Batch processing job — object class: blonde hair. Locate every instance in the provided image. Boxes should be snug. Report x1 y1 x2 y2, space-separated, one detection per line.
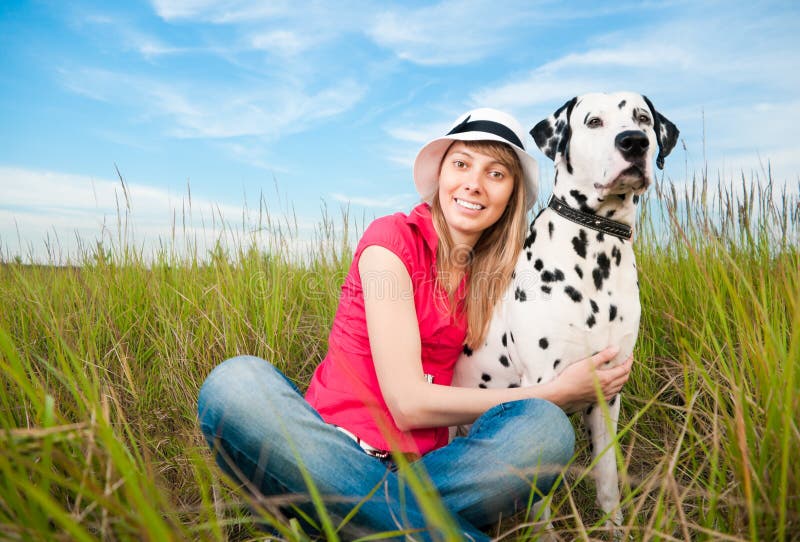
431 140 528 348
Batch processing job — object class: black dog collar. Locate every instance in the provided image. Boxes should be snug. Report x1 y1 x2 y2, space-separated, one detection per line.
548 196 632 241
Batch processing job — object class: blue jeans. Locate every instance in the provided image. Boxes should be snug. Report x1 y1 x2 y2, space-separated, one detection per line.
197 356 575 541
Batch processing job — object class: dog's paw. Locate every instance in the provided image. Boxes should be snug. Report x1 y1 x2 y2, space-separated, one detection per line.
605 511 626 541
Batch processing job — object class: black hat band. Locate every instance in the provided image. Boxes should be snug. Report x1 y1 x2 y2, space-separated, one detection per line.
447 116 524 149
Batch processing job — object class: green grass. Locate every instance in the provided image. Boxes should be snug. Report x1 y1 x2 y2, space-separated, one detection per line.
1 174 798 541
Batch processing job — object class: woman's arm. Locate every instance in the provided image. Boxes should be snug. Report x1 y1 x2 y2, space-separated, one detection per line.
359 245 632 431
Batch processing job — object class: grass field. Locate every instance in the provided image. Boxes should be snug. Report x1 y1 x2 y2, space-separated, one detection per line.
1 174 798 541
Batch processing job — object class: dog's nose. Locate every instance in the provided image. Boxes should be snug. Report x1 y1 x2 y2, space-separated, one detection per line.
615 130 649 159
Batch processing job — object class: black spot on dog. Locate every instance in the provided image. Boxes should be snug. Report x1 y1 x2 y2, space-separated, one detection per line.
609 395 617 406
548 221 554 238
462 344 473 356
553 359 561 369
511 271 516 279
590 299 599 313
570 189 595 214
541 285 552 294
508 383 520 388
539 337 549 349
570 189 587 206
611 245 621 266
499 355 510 367
633 194 640 204
618 194 626 201
587 314 596 328
537 376 542 383
501 333 507 347
609 305 618 321
564 285 582 302
526 251 532 261
481 373 491 382
479 383 487 389
586 404 594 415
510 332 515 343
569 189 595 214
575 264 583 278
596 231 605 242
572 229 588 259
584 111 591 124
605 209 616 218
515 287 527 302
523 228 537 249
534 258 543 271
592 252 612 291
541 269 564 283
618 99 627 109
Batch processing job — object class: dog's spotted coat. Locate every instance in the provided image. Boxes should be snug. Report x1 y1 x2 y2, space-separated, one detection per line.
452 92 678 531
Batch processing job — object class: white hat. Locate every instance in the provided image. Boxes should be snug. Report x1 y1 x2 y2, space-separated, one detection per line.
413 108 539 210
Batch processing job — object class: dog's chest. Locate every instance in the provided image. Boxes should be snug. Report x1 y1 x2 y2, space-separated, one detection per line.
508 210 640 382
452 210 640 390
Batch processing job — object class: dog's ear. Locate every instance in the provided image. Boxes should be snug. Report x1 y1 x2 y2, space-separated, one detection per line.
531 97 577 173
642 95 679 169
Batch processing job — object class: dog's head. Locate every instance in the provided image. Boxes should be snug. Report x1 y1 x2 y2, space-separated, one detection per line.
531 92 679 197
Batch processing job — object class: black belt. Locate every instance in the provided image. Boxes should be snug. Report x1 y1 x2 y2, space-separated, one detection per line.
547 196 632 240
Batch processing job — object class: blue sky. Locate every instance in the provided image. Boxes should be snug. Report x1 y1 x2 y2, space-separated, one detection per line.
1 0 798 261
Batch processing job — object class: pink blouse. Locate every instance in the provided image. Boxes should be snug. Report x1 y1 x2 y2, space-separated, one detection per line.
305 203 467 455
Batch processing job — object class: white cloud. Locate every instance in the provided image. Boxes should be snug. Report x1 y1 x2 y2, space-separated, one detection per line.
0 166 293 263
249 30 315 56
366 0 535 66
59 67 367 140
538 44 693 73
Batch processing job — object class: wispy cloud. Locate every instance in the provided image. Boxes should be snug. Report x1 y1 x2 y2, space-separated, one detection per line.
59 67 366 140
366 0 537 66
249 29 317 56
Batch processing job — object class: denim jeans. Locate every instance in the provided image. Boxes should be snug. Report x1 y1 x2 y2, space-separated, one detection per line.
197 355 575 541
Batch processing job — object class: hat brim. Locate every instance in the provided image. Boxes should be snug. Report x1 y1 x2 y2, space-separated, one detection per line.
413 134 539 211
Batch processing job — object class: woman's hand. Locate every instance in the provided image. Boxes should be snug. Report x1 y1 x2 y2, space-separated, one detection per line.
551 347 633 414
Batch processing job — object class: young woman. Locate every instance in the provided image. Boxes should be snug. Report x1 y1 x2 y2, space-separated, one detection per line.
197 108 633 541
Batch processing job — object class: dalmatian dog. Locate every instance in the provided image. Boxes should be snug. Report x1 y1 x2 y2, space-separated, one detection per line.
453 92 679 532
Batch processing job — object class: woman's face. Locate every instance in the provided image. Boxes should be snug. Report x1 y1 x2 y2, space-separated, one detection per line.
437 141 516 248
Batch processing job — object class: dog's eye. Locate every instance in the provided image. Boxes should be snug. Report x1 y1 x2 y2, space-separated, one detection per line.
637 113 651 124
587 117 603 128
